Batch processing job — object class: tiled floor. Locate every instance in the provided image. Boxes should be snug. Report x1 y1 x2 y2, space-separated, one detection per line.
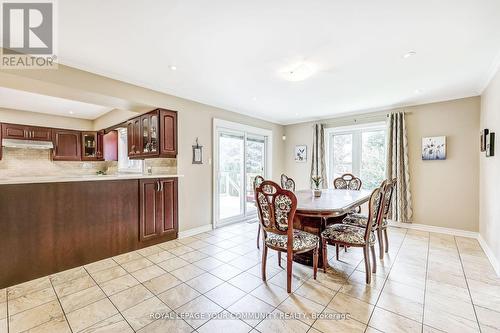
1 222 500 333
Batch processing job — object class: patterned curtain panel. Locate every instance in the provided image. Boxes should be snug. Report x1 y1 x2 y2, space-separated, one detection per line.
310 123 327 189
386 112 413 223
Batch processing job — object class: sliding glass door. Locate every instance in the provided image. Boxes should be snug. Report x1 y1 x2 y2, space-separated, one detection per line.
216 128 268 226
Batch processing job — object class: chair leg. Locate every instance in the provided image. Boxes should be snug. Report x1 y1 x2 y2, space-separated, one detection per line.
322 238 328 273
257 224 261 249
383 228 389 253
377 229 384 260
313 246 318 280
336 244 339 260
261 244 268 281
286 251 293 293
370 245 377 274
278 251 282 268
363 245 372 284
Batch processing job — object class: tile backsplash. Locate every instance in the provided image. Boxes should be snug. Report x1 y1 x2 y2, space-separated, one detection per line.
0 148 177 178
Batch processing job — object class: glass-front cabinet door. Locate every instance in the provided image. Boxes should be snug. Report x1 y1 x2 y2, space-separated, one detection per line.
82 132 97 160
140 113 160 157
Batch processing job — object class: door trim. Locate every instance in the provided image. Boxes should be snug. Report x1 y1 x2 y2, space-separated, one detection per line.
212 119 273 230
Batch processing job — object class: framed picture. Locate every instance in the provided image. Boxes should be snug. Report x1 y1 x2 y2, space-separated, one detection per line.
295 145 307 162
486 132 495 157
422 136 446 160
481 129 489 152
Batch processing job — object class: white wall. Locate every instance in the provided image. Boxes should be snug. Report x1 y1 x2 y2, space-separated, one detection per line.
480 67 500 272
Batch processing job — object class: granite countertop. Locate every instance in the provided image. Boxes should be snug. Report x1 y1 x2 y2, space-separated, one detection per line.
0 174 183 185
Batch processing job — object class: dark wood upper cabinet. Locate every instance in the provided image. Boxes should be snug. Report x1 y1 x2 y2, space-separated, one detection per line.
1 123 52 141
53 129 81 161
139 178 178 242
129 109 177 159
0 123 2 160
81 131 104 161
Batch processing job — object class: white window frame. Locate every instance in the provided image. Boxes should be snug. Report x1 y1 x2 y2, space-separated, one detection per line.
117 128 144 173
325 121 386 187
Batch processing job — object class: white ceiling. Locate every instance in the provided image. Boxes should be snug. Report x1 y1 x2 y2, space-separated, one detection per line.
0 87 113 119
56 0 500 124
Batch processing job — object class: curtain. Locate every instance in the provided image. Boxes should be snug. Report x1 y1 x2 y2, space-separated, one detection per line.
311 124 327 189
386 112 413 223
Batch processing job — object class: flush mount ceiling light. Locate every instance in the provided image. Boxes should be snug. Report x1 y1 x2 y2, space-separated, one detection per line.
169 65 177 71
414 89 422 94
279 61 317 82
69 111 74 114
402 51 417 59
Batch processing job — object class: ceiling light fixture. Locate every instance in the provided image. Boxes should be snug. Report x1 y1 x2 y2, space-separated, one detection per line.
414 89 422 94
69 111 74 114
169 65 177 71
402 51 417 59
280 61 317 82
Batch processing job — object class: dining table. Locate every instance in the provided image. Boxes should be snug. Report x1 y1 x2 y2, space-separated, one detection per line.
292 188 372 267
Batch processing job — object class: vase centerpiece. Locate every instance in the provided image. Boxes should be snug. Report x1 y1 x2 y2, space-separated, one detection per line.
311 176 323 197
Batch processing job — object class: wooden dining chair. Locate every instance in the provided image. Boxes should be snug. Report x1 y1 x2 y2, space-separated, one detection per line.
254 175 265 249
321 185 385 284
342 179 396 259
256 180 319 293
280 174 296 192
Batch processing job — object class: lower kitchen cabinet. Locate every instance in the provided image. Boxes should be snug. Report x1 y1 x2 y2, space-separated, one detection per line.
139 178 178 242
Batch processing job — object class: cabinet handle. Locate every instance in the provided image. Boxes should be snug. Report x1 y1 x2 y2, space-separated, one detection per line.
159 181 163 192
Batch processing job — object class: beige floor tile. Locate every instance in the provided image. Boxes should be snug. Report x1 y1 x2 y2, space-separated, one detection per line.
146 250 176 264
99 274 139 296
26 315 71 333
328 292 374 324
90 266 127 284
7 286 56 316
468 278 500 312
113 251 143 265
228 294 275 326
53 275 96 298
377 280 424 322
193 257 225 271
213 251 242 263
251 283 289 307
176 295 223 329
7 277 52 300
171 265 205 281
198 244 226 256
0 318 6 333
247 262 282 280
157 257 190 271
369 307 421 333
9 300 63 333
182 250 209 263
142 272 182 295
79 314 133 333
205 282 246 308
268 270 307 292
157 240 182 251
66 298 118 332
228 272 263 293
59 285 105 313
137 245 163 257
121 257 154 273
131 264 165 283
424 305 480 333
84 258 118 274
425 278 471 302
136 314 192 333
185 272 224 293
198 313 252 333
256 309 310 333
109 284 153 312
0 289 5 303
169 245 195 256
294 279 337 306
422 325 447 333
425 292 477 322
0 303 5 320
158 283 201 309
312 308 366 333
210 264 243 281
121 297 170 331
475 306 500 332
278 294 325 325
339 281 382 305
50 267 89 287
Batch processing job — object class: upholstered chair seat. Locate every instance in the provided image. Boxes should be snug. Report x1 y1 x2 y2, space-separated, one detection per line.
322 224 375 246
265 230 320 252
343 213 388 229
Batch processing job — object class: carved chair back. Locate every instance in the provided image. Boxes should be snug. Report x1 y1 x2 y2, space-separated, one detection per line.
280 174 296 192
363 186 386 241
333 173 362 190
382 178 397 219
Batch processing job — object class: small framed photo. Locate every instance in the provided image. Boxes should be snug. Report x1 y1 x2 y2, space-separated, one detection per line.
481 129 489 152
486 132 495 157
422 136 446 160
295 145 307 162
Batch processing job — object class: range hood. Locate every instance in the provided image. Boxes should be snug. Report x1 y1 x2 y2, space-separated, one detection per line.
2 138 54 149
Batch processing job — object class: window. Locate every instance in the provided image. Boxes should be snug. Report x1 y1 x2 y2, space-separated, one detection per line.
326 122 386 190
117 128 143 173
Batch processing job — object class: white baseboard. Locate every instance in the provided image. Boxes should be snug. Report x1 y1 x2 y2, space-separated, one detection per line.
388 220 479 238
388 220 500 276
477 234 500 276
178 224 213 239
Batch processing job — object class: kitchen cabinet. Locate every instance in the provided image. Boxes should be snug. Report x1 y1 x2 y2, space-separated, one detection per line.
0 123 2 160
1 123 52 141
81 131 104 161
128 109 177 159
139 178 178 242
53 129 81 161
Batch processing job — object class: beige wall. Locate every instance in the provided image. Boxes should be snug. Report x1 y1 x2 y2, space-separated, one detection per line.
0 108 93 130
283 97 480 232
480 67 500 267
0 66 285 233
